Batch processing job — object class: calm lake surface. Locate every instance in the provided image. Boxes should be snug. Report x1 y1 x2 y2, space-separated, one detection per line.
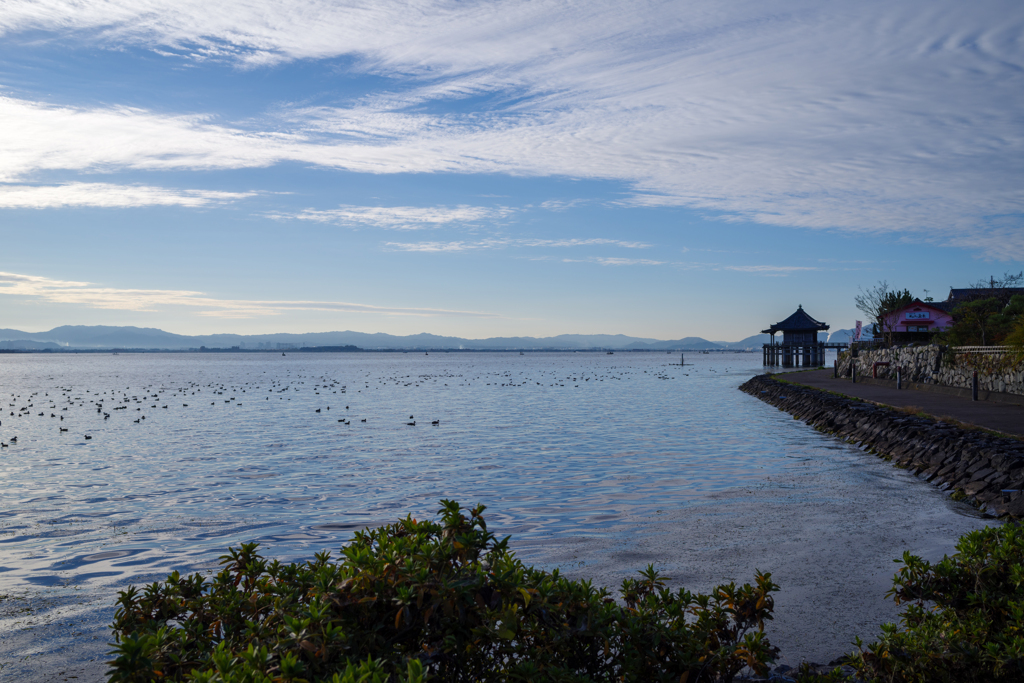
1 350 787 587
0 350 991 677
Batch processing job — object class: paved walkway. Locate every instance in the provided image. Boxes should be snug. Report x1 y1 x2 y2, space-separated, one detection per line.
780 369 1024 438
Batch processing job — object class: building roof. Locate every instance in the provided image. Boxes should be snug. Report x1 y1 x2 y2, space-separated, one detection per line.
761 305 830 334
921 299 955 313
947 287 1024 306
892 299 953 315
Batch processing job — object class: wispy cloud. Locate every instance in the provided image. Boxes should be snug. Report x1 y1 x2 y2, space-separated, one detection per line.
1 2 1023 256
0 271 495 318
563 257 666 266
723 265 821 274
385 237 651 252
0 182 255 208
540 199 588 212
278 204 513 229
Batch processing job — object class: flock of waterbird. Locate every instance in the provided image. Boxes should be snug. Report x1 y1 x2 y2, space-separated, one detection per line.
0 358 719 447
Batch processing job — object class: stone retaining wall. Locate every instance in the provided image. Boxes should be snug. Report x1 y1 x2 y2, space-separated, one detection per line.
740 374 1024 518
836 344 1024 396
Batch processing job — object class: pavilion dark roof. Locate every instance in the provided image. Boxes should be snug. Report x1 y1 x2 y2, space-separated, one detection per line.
761 305 830 335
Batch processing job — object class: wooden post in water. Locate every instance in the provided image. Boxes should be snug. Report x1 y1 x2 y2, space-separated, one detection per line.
681 353 684 366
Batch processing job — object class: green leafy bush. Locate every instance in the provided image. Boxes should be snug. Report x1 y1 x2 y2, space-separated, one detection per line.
941 294 1024 347
848 524 1024 683
108 501 780 682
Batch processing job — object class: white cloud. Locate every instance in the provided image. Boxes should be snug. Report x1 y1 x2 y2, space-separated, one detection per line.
563 257 666 266
385 237 650 251
0 1 1023 255
280 204 512 229
521 238 650 249
0 271 494 318
723 265 821 274
386 241 481 253
0 182 254 208
540 199 587 212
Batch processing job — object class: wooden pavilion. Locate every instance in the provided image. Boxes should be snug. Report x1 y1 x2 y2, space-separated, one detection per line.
762 306 833 367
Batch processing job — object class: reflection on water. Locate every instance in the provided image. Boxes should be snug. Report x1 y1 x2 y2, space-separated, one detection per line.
1 351 819 592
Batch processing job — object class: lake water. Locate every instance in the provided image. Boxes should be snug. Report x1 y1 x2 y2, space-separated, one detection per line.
0 350 992 678
1 350 787 585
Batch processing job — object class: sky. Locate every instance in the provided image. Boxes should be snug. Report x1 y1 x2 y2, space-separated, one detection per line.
1 0 1023 342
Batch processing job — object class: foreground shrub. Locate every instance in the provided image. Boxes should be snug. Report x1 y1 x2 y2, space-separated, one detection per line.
108 500 779 682
848 524 1024 683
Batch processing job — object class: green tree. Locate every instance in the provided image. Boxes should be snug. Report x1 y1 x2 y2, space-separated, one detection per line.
944 296 1020 346
855 282 913 347
988 294 1024 343
999 295 1024 361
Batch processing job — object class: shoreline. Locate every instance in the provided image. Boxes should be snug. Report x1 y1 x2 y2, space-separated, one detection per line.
741 373 1024 517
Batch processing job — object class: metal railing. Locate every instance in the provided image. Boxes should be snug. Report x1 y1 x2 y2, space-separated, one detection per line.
952 345 1011 354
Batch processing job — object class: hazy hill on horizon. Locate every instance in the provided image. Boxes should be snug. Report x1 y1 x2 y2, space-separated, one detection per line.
0 325 754 351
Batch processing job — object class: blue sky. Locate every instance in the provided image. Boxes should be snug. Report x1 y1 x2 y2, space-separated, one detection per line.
1 0 1022 341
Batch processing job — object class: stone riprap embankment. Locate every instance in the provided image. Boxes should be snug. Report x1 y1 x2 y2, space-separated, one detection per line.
837 344 1024 396
741 374 1024 518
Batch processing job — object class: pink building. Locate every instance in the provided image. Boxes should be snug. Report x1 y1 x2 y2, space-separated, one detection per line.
884 299 954 334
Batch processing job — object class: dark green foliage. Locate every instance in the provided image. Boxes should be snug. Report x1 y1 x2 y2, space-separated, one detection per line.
942 294 1024 347
997 295 1024 361
848 524 1024 683
108 501 780 682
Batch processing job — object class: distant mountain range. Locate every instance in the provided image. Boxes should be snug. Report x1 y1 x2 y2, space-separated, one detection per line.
825 328 876 344
0 326 851 351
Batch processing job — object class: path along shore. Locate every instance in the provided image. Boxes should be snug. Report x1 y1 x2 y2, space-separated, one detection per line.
789 368 1024 438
